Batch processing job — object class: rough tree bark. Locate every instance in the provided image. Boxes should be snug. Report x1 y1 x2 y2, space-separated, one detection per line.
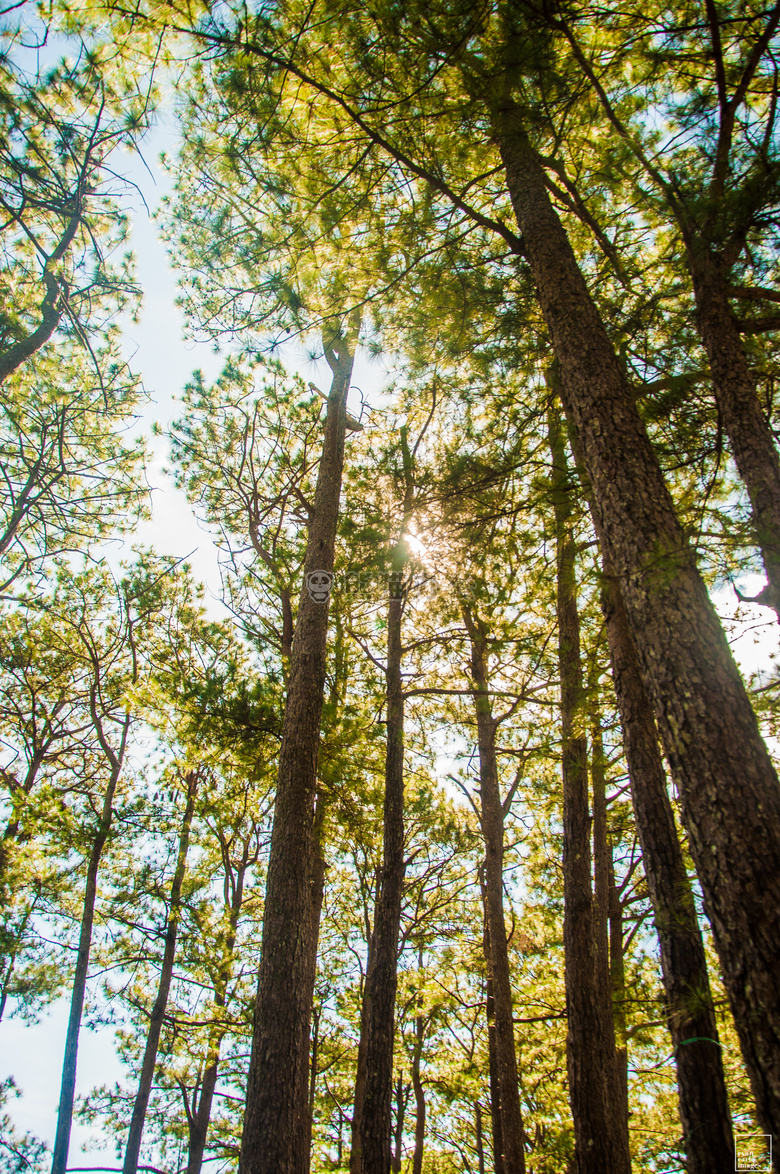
51 713 129 1174
547 408 631 1174
601 573 735 1173
124 769 198 1174
463 606 526 1174
239 326 356 1174
497 105 780 1140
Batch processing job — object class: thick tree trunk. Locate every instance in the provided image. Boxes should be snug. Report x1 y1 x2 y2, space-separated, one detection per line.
357 575 406 1174
51 721 127 1174
547 410 631 1174
464 607 526 1174
498 111 780 1140
686 244 780 620
124 771 198 1174
601 574 735 1173
239 329 356 1174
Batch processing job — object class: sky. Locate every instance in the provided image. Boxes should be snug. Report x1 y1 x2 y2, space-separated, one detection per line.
1 65 779 1170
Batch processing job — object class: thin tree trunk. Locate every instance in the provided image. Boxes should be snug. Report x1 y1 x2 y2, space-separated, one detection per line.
590 711 629 1117
475 1100 486 1174
186 845 252 1174
411 1017 425 1174
600 573 735 1173
547 408 631 1174
357 571 406 1174
123 770 198 1174
607 839 628 1112
356 425 416 1174
590 711 612 1012
301 810 327 1174
51 717 128 1174
239 327 356 1174
497 106 780 1140
392 1075 404 1174
686 244 780 620
464 607 526 1174
482 901 504 1174
350 964 371 1174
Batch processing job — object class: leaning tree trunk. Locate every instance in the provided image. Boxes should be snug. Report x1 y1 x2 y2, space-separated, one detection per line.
685 240 780 621
497 103 780 1140
124 770 198 1174
51 716 129 1174
239 327 356 1174
547 409 631 1174
463 605 526 1174
356 568 407 1174
600 572 735 1173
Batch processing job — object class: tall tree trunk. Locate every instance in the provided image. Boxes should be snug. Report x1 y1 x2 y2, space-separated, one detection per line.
301 808 327 1174
391 1075 406 1174
356 425 416 1174
357 571 406 1174
51 716 129 1174
350 964 371 1174
590 712 629 1114
187 844 252 1174
547 409 631 1174
411 1017 425 1174
497 106 780 1140
239 327 356 1174
475 1100 486 1174
600 573 735 1173
124 770 198 1174
686 243 780 620
463 606 526 1174
608 851 629 1110
481 898 504 1174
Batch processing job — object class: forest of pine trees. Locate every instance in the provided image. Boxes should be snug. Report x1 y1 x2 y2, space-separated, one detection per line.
2 1 780 1172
